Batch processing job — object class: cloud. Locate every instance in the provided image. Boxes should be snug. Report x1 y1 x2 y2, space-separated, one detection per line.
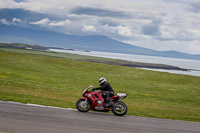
29 18 70 26
14 0 26 2
72 7 130 18
142 20 161 36
12 18 22 23
0 19 10 25
29 18 50 25
187 42 200 54
116 25 132 36
12 18 23 25
0 18 22 25
189 1 200 13
82 25 96 32
48 19 71 26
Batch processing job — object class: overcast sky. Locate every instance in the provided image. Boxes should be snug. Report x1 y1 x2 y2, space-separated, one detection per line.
1 0 200 54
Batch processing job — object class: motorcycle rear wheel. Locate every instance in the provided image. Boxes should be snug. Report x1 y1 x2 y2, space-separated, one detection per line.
112 101 128 116
76 99 91 112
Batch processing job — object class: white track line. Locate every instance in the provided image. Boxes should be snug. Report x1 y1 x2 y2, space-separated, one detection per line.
0 101 77 111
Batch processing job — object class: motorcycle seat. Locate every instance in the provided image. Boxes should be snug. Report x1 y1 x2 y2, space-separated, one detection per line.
110 95 119 99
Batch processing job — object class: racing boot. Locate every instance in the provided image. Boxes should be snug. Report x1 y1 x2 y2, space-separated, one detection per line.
107 101 114 107
105 97 114 107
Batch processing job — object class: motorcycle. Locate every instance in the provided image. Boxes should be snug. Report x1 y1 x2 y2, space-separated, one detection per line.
76 86 128 116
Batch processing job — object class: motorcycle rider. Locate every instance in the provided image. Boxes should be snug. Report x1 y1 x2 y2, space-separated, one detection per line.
92 77 114 107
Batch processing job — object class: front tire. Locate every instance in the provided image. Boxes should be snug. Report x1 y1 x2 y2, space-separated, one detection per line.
76 99 91 112
112 101 128 116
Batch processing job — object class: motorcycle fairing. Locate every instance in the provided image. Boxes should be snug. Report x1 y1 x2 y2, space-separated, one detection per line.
81 91 106 111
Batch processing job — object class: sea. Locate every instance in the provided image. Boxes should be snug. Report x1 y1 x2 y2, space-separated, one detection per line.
49 49 200 77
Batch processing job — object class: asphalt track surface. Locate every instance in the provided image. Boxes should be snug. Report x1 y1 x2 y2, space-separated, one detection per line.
0 101 199 133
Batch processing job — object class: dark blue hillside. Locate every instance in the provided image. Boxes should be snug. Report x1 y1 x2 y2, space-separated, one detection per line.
1 24 200 60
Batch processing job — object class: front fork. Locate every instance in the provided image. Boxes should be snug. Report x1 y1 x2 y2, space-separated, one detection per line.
84 99 88 105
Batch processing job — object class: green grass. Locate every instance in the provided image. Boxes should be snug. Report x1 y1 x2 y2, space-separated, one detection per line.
0 47 179 69
0 49 200 122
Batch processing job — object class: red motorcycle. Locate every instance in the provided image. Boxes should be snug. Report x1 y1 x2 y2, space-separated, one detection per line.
76 86 128 116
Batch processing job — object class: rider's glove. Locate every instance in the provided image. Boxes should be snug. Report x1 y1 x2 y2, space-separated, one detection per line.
91 88 96 91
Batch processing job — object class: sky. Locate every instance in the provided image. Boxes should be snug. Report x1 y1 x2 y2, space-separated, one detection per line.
1 0 200 54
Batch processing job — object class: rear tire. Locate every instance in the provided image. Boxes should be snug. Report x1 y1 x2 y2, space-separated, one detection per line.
112 101 128 116
76 99 91 112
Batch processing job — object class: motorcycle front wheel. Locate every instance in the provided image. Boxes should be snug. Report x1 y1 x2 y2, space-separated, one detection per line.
76 99 91 112
112 101 128 116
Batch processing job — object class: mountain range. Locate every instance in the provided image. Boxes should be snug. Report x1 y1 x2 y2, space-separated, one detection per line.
1 24 200 60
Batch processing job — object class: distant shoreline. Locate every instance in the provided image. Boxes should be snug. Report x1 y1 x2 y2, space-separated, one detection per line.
48 48 191 71
84 59 189 71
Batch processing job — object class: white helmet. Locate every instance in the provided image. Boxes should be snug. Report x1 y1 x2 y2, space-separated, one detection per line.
99 77 107 86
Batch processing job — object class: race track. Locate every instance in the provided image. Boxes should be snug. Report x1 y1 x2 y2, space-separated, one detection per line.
0 101 199 133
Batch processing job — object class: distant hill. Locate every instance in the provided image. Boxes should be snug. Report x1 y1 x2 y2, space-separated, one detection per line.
0 43 48 50
1 24 200 60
